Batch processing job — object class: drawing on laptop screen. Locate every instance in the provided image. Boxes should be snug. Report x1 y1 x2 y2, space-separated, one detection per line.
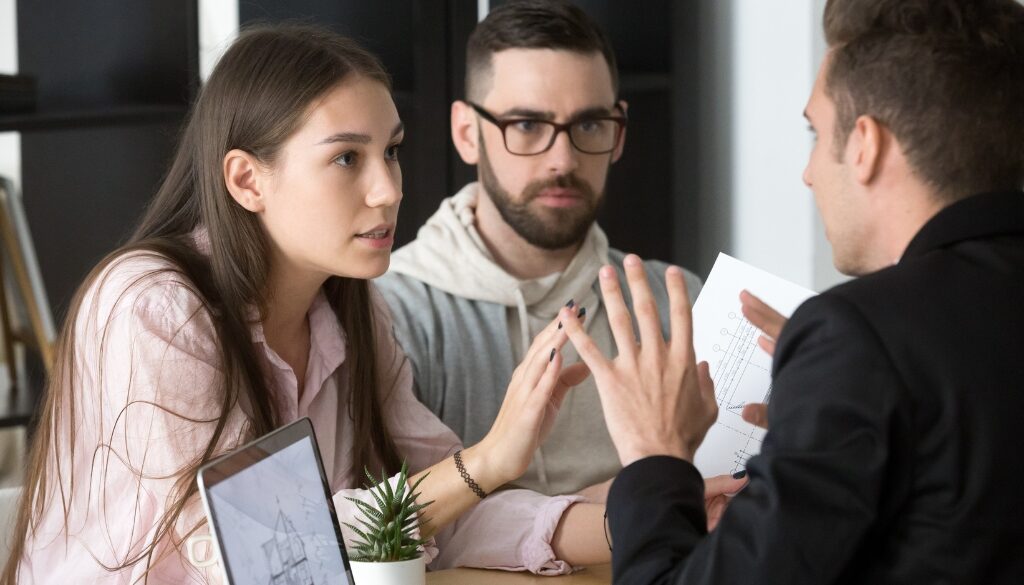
207 436 348 584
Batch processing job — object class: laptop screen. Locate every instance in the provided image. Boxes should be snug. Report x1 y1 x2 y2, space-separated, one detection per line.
199 418 353 585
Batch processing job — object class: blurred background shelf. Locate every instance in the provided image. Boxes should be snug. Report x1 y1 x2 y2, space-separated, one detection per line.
0 104 190 133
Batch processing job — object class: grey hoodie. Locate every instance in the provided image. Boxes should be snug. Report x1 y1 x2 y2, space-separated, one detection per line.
375 183 702 495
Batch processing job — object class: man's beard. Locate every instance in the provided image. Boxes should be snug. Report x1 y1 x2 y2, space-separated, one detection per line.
478 138 604 251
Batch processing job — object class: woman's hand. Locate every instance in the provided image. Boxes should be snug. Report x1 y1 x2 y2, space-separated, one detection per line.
704 473 749 531
474 306 590 487
561 255 718 467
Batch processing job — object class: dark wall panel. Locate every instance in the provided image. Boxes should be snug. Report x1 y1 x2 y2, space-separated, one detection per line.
240 0 416 91
599 89 673 260
20 124 183 319
12 0 194 326
17 0 195 108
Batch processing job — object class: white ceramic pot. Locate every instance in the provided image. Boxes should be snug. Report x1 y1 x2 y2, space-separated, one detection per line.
348 555 426 585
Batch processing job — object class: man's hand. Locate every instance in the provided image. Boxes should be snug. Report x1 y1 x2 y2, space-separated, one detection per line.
739 290 787 356
741 403 769 429
560 255 718 467
738 290 788 430
704 473 749 531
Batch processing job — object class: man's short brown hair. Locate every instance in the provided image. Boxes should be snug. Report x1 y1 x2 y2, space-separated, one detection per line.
465 0 618 102
823 0 1024 200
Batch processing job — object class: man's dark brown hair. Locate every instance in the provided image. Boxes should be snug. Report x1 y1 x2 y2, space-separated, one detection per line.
823 0 1024 200
465 0 619 101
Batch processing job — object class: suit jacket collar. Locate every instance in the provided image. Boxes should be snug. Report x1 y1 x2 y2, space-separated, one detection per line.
902 190 1024 260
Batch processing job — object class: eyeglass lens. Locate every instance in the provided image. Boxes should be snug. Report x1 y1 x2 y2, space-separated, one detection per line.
504 119 619 155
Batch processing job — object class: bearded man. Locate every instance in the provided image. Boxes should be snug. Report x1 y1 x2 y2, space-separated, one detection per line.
375 0 704 501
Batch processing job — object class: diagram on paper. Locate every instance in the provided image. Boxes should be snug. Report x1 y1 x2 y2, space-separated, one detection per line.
691 254 816 477
696 311 772 475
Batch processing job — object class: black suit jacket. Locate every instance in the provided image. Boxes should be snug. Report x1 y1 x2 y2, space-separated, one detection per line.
607 190 1024 584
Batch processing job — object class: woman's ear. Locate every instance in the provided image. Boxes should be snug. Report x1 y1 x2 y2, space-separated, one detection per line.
223 149 267 212
451 100 480 165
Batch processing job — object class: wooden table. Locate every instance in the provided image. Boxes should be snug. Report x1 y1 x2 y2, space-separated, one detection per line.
427 564 611 584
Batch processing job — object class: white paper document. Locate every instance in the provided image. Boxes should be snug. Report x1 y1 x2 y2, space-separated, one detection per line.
691 253 817 477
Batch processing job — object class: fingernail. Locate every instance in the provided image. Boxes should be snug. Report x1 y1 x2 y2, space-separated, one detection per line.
732 469 747 479
565 299 575 308
549 348 556 362
578 307 587 319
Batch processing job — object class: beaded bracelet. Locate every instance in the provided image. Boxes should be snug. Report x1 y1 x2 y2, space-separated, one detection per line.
453 450 487 499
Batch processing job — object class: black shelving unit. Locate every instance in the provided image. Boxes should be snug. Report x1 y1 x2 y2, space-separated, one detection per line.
0 0 199 428
0 104 190 133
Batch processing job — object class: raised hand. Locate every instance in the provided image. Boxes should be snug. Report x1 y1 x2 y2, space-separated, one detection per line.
561 254 718 467
478 305 590 485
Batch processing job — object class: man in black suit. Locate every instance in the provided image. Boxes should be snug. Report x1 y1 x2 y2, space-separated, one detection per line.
557 0 1024 582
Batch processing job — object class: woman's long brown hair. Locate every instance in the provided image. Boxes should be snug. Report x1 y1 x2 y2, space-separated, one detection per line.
2 24 401 583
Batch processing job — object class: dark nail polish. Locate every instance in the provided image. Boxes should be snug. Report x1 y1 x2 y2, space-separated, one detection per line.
578 307 587 319
549 348 557 362
566 299 575 308
732 469 747 479
557 322 563 330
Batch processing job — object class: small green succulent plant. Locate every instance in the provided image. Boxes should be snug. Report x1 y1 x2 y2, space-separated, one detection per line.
343 461 433 562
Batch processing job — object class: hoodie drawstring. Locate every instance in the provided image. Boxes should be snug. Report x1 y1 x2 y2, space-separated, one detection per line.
514 288 530 358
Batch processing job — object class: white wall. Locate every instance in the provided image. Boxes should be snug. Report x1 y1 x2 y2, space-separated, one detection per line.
810 0 840 291
199 0 239 82
719 0 844 291
730 0 816 287
0 0 20 189
0 0 24 487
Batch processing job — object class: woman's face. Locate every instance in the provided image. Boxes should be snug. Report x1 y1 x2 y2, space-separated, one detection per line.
258 75 404 281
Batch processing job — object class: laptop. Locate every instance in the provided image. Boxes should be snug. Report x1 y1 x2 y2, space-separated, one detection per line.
197 417 355 585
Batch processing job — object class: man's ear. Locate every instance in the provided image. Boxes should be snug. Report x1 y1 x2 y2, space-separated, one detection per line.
848 114 883 186
223 149 267 213
611 99 629 164
451 100 480 165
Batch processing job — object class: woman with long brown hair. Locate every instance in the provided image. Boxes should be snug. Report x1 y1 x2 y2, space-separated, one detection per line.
1 24 608 583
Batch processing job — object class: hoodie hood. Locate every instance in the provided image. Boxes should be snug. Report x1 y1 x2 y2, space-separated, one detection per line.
389 182 609 358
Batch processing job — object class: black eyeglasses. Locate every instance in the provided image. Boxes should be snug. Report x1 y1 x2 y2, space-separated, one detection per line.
467 102 627 156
